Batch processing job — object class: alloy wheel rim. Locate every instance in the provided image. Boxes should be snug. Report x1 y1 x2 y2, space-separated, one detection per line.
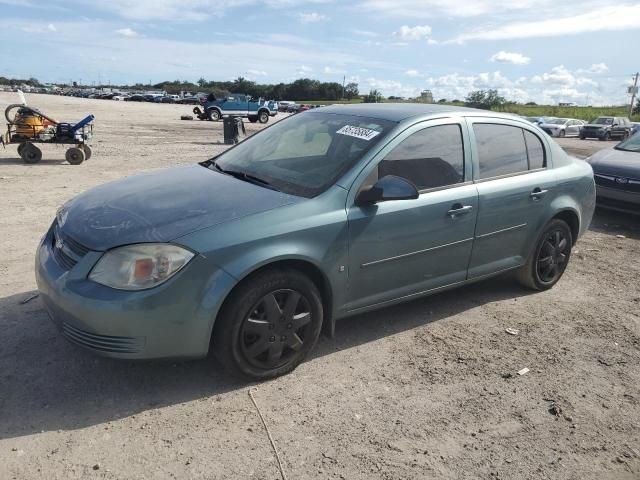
240 289 312 369
536 229 569 284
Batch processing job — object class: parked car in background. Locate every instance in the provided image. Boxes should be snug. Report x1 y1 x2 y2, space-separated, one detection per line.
580 116 633 141
587 133 640 213
539 118 585 137
176 96 204 105
285 104 300 113
631 122 640 137
267 100 278 116
36 104 595 380
113 94 129 101
127 94 147 102
154 95 176 103
525 116 556 125
278 101 295 112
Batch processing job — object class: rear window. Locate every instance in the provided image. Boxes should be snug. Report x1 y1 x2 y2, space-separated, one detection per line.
474 124 546 179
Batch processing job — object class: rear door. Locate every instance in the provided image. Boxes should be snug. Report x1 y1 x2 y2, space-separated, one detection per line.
466 118 556 278
345 119 478 311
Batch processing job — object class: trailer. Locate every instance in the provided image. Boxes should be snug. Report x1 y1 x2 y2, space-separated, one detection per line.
2 102 94 165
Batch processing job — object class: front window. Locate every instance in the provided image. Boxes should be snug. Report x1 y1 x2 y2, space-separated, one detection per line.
615 133 640 153
592 117 614 125
212 112 395 197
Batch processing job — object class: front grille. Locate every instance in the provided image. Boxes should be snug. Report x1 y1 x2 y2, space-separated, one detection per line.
594 173 640 193
62 322 145 354
51 221 90 270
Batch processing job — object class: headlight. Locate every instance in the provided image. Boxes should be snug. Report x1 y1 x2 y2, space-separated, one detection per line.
89 243 194 290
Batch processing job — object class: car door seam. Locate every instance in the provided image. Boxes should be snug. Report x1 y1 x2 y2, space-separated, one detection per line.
475 223 528 239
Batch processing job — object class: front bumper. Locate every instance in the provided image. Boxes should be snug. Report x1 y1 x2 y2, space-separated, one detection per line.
595 185 640 214
581 129 607 139
35 224 236 360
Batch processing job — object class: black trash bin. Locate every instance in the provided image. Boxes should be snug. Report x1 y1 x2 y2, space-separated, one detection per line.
223 116 245 145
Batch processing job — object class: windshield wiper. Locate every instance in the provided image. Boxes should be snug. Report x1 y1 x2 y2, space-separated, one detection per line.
209 161 281 192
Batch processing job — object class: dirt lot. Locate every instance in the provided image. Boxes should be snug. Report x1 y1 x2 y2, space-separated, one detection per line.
0 93 639 480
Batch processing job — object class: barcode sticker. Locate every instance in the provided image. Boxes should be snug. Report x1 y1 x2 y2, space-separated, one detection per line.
336 125 381 141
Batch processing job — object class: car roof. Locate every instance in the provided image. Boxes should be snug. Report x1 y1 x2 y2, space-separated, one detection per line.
311 103 511 122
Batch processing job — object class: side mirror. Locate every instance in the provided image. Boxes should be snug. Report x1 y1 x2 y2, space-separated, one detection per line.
355 175 419 206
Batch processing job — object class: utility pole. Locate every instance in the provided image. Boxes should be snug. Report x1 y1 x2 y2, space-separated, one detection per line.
629 72 639 117
342 75 345 99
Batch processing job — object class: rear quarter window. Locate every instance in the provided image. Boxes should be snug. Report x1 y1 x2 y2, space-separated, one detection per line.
474 123 547 179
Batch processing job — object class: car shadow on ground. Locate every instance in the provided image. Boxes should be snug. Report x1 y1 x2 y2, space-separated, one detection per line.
0 276 533 440
589 208 640 240
0 157 68 166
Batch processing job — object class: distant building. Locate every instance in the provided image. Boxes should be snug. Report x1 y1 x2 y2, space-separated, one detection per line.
420 89 434 103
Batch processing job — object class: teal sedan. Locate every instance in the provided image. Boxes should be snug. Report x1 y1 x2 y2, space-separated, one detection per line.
35 104 596 379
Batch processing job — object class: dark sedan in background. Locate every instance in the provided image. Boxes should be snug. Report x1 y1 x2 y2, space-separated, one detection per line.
587 133 640 213
580 116 633 141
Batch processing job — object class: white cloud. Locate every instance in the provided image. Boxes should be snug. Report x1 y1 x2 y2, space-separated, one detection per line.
364 77 421 98
490 51 531 65
21 22 57 33
115 27 138 37
394 25 432 40
359 0 546 19
324 66 344 74
298 12 327 23
405 69 420 77
452 5 640 42
576 63 609 74
246 69 267 76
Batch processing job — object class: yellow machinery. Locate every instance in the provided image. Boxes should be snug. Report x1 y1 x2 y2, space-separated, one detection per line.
2 95 94 165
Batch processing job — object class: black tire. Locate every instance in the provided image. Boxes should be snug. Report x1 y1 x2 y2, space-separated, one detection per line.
599 132 611 141
258 110 269 124
65 147 85 165
17 143 26 156
213 268 323 380
248 116 258 123
208 109 221 121
21 144 42 164
559 129 565 137
81 145 92 160
516 219 573 291
579 135 585 140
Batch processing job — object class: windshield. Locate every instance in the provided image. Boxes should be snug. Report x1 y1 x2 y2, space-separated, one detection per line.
592 117 613 125
615 132 640 153
213 112 395 197
547 118 568 125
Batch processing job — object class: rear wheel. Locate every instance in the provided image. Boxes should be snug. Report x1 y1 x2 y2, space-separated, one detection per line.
81 145 92 160
213 269 323 380
258 110 269 124
65 147 85 165
21 143 42 164
516 219 572 291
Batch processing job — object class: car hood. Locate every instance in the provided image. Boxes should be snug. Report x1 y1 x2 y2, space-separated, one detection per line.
588 147 640 177
59 165 302 251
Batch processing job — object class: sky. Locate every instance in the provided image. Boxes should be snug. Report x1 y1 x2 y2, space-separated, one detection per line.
0 0 639 105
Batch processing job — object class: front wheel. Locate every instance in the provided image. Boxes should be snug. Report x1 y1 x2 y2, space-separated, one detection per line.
208 109 221 121
65 147 85 165
516 219 572 291
559 129 565 137
213 269 323 380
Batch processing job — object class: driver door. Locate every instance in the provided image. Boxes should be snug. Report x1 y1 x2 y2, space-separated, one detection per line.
345 120 478 312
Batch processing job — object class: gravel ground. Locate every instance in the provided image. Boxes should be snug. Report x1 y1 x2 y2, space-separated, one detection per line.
0 93 639 480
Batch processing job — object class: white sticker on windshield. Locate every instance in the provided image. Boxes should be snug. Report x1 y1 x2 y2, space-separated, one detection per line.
336 125 381 141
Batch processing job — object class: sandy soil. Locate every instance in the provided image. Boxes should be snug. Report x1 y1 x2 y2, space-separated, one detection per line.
0 93 639 480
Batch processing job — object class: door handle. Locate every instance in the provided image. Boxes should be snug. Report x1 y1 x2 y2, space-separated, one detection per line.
530 187 548 200
447 204 473 218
